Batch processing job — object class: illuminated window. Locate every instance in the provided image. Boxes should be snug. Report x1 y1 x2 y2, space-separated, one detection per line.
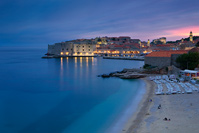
60 52 64 55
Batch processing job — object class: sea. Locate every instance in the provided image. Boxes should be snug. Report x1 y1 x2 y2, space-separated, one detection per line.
0 48 145 133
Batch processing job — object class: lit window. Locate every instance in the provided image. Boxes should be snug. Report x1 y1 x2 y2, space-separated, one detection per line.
60 52 64 55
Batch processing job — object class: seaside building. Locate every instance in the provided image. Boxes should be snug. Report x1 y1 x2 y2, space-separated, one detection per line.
145 50 188 68
47 40 96 57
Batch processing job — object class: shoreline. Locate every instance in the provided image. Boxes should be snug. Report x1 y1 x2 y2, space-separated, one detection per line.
122 78 155 133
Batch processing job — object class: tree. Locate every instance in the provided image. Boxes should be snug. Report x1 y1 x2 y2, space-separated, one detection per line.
176 52 199 70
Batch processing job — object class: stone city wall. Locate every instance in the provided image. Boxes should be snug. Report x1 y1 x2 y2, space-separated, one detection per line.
145 57 171 68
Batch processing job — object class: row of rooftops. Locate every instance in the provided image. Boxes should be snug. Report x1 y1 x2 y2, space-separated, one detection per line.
146 50 189 57
51 35 199 53
54 35 199 46
146 47 199 58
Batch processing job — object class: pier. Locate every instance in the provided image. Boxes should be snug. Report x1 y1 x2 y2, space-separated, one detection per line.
103 56 144 61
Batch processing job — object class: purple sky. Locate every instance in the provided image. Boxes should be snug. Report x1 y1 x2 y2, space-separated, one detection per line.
0 0 199 47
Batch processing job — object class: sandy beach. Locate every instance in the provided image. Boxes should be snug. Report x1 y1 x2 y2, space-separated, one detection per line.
122 77 199 133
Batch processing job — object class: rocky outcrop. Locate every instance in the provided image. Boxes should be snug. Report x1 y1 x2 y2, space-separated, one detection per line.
98 67 170 79
98 70 147 79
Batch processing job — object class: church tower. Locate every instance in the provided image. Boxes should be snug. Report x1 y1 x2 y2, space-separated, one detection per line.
190 31 193 42
181 38 184 42
147 39 150 47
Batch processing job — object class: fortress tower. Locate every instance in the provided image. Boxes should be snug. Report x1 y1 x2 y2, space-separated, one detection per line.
190 31 193 42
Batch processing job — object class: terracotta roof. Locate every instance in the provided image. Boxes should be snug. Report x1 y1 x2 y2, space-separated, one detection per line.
146 50 188 57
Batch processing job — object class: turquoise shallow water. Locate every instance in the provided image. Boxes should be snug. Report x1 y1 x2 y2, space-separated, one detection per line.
0 49 144 133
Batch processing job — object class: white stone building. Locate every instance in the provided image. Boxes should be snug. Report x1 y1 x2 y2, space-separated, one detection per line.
47 40 96 57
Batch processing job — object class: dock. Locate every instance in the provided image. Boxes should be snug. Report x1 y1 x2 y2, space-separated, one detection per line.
103 56 144 61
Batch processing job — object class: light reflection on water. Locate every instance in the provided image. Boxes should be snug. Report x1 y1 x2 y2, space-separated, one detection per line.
60 57 96 80
86 57 88 67
80 57 82 68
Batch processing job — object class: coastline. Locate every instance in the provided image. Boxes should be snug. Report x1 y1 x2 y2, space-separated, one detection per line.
122 78 155 133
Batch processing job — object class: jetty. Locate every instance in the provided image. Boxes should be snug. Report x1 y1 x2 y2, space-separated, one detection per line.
103 56 144 61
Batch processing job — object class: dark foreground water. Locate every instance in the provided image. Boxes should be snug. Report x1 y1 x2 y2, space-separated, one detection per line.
0 49 144 133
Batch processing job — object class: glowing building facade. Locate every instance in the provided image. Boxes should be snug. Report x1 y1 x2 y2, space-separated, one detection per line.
47 40 96 57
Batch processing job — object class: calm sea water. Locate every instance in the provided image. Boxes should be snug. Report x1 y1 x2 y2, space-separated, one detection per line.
0 49 144 133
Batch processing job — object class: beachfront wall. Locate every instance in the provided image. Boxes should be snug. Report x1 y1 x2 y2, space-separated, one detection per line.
171 54 182 67
145 57 171 68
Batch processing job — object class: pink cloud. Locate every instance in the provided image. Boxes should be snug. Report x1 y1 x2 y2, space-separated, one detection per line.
165 26 199 37
80 26 199 42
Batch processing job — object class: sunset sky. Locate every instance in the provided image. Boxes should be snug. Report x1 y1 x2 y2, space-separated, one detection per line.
0 0 199 47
